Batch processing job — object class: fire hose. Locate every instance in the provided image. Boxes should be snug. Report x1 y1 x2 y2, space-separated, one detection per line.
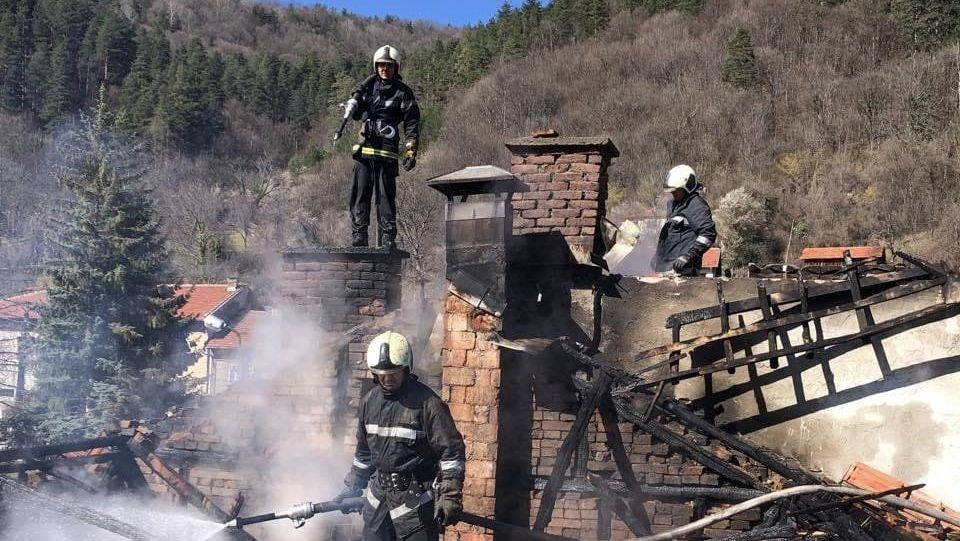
225 496 576 541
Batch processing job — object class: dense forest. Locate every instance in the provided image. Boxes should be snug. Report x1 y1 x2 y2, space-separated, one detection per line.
1 0 959 289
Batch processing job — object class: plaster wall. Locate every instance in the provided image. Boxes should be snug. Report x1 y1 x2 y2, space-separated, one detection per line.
597 276 960 507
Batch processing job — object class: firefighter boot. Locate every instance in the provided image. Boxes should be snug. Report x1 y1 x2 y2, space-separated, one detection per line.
352 230 369 247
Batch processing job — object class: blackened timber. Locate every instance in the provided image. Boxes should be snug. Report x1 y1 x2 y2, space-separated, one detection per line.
599 393 652 534
655 399 875 541
664 268 928 328
0 435 128 462
656 399 816 483
895 251 947 277
127 430 232 523
641 303 960 387
533 370 613 531
711 525 797 541
846 266 892 376
756 281 779 370
558 340 636 383
589 475 651 536
614 400 758 487
787 484 925 517
0 452 120 474
636 278 945 364
531 478 764 500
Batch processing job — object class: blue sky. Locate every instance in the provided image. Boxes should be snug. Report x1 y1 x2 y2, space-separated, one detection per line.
282 0 535 27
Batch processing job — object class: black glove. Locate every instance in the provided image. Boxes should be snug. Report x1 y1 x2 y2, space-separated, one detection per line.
434 478 462 527
402 139 418 172
672 255 691 274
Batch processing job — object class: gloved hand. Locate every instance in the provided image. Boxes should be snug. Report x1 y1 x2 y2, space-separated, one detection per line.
402 139 418 172
434 477 462 527
672 255 691 274
434 494 461 527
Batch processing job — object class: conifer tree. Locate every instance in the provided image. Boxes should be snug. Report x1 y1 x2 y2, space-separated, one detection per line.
16 92 188 444
721 28 760 89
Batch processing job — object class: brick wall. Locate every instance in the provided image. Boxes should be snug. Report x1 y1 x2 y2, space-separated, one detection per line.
526 406 772 539
505 135 619 265
440 291 502 541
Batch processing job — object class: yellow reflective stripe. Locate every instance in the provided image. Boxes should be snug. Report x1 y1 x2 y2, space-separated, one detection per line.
352 145 399 160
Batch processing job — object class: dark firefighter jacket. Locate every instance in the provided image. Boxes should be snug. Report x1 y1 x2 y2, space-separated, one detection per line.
344 375 465 532
351 75 420 161
654 190 717 273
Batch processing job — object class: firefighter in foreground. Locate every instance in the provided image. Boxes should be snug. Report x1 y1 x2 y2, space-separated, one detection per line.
333 331 465 540
346 45 421 250
654 164 717 276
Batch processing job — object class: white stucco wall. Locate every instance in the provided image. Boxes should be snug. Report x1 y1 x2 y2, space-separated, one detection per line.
601 278 960 508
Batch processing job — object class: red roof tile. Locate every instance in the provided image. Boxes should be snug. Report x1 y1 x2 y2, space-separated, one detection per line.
174 284 240 319
0 290 46 321
701 247 721 269
1 285 239 321
843 462 960 532
207 310 266 348
799 246 883 261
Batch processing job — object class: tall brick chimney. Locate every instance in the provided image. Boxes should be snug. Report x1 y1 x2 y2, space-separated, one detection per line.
505 134 619 266
279 247 406 446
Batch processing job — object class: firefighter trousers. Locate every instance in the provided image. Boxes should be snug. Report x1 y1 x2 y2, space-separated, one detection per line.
361 480 439 541
350 157 398 245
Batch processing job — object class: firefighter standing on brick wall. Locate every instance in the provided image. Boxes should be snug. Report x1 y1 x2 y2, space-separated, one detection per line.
654 164 717 276
348 45 421 250
333 331 465 541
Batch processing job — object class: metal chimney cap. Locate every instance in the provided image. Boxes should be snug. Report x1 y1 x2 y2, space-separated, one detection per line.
426 165 529 199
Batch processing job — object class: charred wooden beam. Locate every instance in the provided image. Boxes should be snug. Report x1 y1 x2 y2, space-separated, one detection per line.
533 370 612 531
895 251 946 278
636 277 945 364
787 484 925 517
846 261 892 376
0 452 119 474
589 475 651 536
664 268 928 329
126 427 232 523
710 525 797 541
0 435 129 463
599 392 652 534
614 400 758 487
640 302 960 388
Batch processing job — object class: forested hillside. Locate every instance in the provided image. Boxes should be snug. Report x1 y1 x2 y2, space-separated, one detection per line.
1 0 959 296
418 0 960 269
0 0 627 290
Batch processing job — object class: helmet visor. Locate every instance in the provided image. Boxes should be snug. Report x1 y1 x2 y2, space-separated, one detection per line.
370 366 405 375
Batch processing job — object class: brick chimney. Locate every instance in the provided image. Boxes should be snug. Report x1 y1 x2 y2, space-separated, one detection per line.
505 133 619 266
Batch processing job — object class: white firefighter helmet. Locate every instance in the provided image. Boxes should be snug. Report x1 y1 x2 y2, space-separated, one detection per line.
366 331 412 373
373 45 401 70
663 164 699 193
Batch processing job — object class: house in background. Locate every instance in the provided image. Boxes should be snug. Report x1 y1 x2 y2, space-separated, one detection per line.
0 281 263 413
0 290 43 418
799 246 885 271
177 281 264 395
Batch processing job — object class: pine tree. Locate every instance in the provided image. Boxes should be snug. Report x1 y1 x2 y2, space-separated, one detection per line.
720 28 760 89
0 0 30 111
17 92 188 444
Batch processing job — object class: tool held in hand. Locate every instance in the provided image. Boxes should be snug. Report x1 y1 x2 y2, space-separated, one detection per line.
333 74 377 144
225 498 574 540
225 497 365 529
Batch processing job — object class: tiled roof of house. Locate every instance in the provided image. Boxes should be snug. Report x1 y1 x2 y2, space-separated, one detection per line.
206 310 266 348
175 284 241 319
0 290 46 321
0 284 240 321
